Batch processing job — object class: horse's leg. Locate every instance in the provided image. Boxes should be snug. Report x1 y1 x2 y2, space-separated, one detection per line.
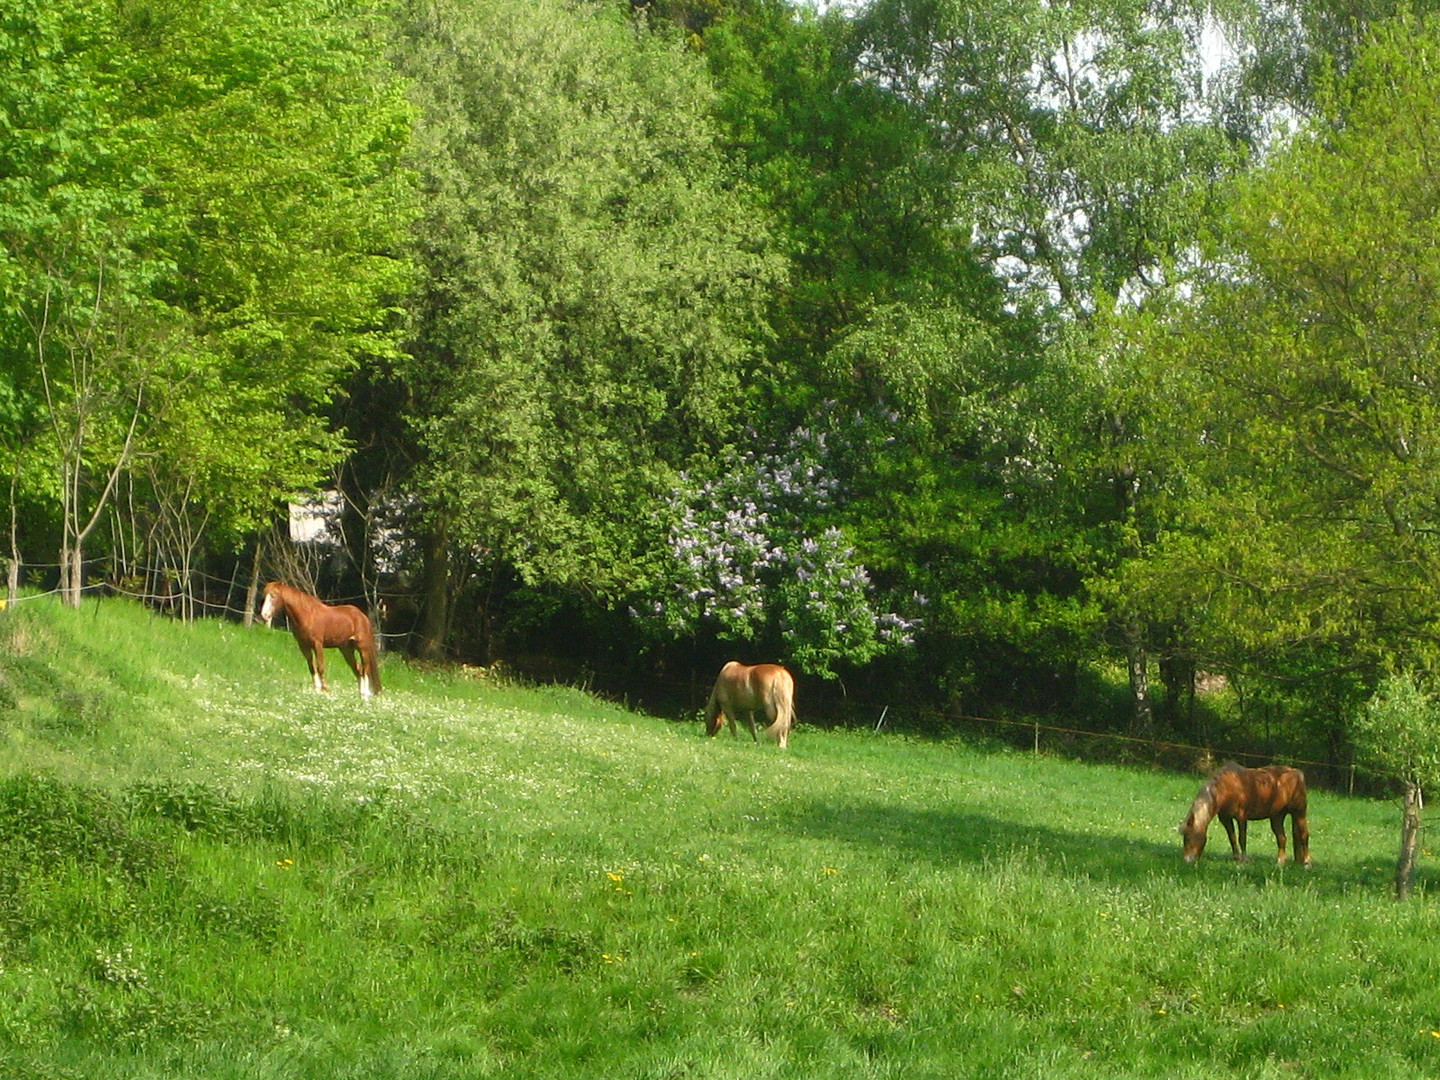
1293 811 1311 868
745 710 760 742
1220 816 1241 860
1237 816 1250 861
311 643 329 693
340 642 369 698
726 709 740 738
297 639 321 692
1269 815 1288 864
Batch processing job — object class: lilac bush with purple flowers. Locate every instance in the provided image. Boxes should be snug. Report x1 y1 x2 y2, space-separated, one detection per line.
649 425 918 676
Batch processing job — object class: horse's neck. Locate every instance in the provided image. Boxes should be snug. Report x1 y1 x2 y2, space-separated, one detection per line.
282 587 319 614
1188 790 1216 830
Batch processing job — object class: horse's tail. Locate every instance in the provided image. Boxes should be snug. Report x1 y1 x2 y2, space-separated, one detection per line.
762 669 796 748
363 629 383 695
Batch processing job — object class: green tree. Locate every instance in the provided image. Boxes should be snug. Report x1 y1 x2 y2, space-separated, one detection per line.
800 0 1247 721
391 0 783 657
853 0 1237 323
1109 16 1440 766
699 1 998 375
120 0 414 606
0 0 413 606
0 0 177 604
1142 17 1440 672
1354 673 1440 899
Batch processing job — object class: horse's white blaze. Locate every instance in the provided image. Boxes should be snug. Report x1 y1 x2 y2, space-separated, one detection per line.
260 593 277 627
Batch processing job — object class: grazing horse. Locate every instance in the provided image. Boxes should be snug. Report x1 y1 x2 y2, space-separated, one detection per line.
705 661 795 748
260 582 381 699
1180 762 1310 866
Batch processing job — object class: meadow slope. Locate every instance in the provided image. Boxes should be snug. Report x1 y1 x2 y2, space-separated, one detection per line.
0 597 1436 1079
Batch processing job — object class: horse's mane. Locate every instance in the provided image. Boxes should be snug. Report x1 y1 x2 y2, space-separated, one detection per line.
1185 782 1216 831
269 582 321 612
1187 762 1248 826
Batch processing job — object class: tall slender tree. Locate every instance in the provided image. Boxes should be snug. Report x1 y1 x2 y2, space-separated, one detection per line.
0 0 413 604
391 0 782 657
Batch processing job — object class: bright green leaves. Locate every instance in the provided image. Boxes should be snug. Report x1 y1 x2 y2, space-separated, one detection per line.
126 0 415 538
394 0 783 595
0 0 415 564
1132 16 1440 684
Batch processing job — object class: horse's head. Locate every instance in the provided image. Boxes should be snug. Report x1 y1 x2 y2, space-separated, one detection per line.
1178 815 1206 863
705 710 724 737
260 583 281 628
1179 794 1218 863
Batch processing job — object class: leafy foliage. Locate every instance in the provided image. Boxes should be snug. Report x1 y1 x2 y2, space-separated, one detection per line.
650 419 918 674
0 0 414 595
1354 672 1440 793
1134 16 1440 682
393 0 783 599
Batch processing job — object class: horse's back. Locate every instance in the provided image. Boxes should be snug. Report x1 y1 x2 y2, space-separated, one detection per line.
747 662 792 696
1220 764 1305 817
313 603 373 645
724 662 792 709
711 662 794 711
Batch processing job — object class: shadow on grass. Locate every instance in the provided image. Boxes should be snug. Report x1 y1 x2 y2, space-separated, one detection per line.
784 795 1440 896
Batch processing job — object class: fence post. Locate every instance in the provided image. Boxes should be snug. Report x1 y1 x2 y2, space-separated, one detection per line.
1034 721 1040 756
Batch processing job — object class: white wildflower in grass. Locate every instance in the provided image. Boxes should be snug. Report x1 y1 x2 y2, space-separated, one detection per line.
2 597 1431 1079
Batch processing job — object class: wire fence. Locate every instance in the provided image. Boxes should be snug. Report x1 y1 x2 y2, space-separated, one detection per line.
0 558 420 646
1 557 1378 794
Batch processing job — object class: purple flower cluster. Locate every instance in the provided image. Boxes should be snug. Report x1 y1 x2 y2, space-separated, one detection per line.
653 422 919 675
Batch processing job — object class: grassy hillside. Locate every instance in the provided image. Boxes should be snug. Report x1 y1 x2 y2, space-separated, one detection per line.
0 597 1436 1079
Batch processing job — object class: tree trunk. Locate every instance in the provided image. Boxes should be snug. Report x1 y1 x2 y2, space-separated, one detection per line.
1396 781 1423 900
61 541 83 608
242 537 262 628
416 525 449 660
1126 622 1153 740
6 481 18 608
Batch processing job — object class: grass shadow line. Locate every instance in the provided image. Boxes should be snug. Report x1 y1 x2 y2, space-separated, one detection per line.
782 795 1440 896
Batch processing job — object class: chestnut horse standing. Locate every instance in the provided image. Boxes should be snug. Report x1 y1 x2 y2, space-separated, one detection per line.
260 582 381 699
1180 762 1310 866
705 661 795 748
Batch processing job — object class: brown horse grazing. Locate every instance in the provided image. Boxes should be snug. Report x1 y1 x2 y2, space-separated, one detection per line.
260 582 381 699
1180 762 1310 866
705 661 795 748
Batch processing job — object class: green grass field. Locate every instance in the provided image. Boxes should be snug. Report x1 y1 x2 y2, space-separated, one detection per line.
0 597 1437 1079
